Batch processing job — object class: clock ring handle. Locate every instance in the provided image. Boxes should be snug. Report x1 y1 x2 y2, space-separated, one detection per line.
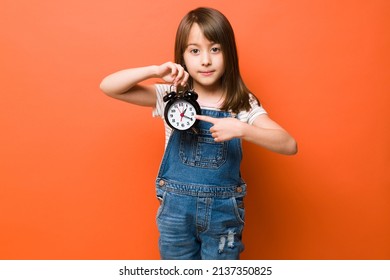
163 90 177 102
184 89 198 101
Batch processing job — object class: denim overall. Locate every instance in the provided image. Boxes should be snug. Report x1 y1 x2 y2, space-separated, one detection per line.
155 109 246 260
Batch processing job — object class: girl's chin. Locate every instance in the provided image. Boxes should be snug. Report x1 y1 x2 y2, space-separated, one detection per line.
192 77 221 88
192 82 220 90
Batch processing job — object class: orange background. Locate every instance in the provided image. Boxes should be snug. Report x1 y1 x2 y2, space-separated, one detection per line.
1 0 389 259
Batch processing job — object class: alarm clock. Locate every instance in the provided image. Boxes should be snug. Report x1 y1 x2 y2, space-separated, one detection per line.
163 86 201 131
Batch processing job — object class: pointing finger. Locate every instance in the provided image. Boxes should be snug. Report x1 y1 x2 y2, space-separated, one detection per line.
196 115 217 124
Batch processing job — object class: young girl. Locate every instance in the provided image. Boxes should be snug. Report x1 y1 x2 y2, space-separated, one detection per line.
100 7 297 260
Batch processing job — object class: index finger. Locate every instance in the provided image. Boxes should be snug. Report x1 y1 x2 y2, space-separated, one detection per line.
196 114 217 124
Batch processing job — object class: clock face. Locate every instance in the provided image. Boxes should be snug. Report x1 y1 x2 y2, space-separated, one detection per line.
166 99 198 130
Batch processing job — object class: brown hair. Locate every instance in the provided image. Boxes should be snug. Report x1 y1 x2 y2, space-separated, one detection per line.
174 7 255 113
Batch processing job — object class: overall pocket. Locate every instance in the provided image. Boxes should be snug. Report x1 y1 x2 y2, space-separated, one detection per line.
232 196 245 225
155 187 167 219
179 129 228 169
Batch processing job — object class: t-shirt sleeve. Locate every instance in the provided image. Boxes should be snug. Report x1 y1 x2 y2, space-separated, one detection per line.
152 84 170 118
237 94 267 125
152 84 174 148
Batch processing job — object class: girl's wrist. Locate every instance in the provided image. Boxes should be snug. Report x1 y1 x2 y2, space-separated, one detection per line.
150 65 160 78
239 121 249 139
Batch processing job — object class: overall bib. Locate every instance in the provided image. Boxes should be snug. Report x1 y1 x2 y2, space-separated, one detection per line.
155 109 246 260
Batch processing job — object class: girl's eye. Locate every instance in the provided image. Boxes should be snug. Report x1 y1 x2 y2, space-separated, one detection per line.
211 47 221 53
190 49 200 54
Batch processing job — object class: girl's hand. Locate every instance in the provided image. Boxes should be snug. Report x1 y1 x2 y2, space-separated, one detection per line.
196 115 244 142
156 62 189 87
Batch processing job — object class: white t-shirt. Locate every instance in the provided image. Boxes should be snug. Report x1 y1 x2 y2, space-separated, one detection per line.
152 84 267 147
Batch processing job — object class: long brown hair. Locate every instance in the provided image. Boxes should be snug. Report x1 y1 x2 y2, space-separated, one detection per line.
174 7 254 113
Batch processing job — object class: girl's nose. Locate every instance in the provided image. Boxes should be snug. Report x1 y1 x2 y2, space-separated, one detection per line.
201 53 211 66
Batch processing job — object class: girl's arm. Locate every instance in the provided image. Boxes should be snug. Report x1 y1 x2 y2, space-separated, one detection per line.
100 62 189 107
243 114 297 155
196 114 298 155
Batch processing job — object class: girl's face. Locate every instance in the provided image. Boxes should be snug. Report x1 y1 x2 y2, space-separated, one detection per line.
183 23 225 92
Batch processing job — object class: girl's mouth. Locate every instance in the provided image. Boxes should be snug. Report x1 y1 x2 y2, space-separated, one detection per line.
199 71 214 76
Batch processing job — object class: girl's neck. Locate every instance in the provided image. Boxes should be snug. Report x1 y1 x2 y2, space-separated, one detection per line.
194 85 225 109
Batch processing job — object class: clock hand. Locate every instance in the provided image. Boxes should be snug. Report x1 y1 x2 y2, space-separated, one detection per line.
180 108 187 122
183 115 193 121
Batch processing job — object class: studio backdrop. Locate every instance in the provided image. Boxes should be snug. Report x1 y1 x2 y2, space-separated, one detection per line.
1 0 389 259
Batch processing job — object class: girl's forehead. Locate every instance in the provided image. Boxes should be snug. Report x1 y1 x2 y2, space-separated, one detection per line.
187 23 216 45
188 24 204 40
